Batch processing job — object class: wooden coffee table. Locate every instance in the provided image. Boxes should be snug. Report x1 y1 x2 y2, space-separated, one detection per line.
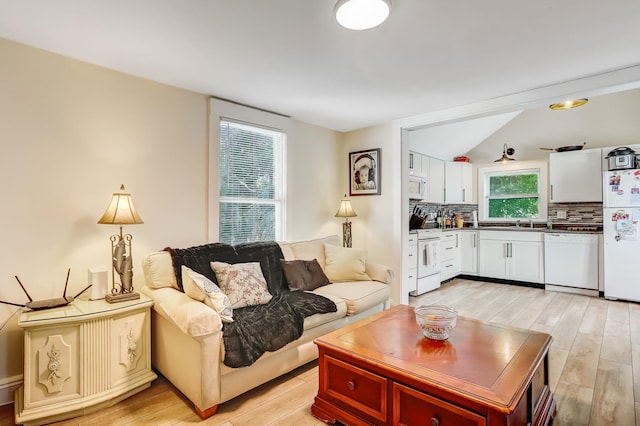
312 305 555 426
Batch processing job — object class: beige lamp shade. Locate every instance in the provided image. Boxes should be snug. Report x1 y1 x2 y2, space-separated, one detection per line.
335 195 357 218
98 184 144 225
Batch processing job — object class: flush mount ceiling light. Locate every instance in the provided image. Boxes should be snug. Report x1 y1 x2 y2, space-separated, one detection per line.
494 143 516 162
335 0 391 30
549 98 588 110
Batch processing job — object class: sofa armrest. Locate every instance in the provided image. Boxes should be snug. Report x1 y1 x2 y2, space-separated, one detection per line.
141 286 223 339
365 262 393 284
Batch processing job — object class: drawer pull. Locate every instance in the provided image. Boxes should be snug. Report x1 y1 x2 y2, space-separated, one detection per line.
431 417 440 426
347 380 355 391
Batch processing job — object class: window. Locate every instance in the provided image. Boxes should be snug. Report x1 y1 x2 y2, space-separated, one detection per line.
209 98 289 244
219 120 285 244
478 162 547 222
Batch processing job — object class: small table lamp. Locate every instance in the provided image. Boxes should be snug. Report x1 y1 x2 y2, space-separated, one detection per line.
98 184 144 303
335 194 357 248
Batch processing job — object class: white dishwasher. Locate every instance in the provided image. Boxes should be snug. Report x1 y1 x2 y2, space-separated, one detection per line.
544 233 598 290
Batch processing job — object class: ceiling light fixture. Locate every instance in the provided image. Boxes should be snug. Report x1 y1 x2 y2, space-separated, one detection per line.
494 143 516 162
335 0 391 30
549 98 588 110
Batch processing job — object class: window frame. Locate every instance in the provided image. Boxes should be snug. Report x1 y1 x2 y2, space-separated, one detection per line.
477 161 548 223
209 98 289 243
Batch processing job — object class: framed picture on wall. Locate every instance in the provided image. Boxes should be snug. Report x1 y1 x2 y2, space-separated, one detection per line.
349 148 381 196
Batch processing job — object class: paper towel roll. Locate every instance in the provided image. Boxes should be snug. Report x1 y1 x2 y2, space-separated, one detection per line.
472 210 478 228
89 269 109 300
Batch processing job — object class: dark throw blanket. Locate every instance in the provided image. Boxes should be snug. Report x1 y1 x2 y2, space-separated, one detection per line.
222 291 337 368
166 240 337 368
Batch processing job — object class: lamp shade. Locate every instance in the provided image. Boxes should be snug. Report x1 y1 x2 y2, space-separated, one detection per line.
335 0 391 30
97 185 144 225
335 195 357 218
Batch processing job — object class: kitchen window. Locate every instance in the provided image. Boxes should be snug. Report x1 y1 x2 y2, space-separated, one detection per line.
478 162 548 222
210 99 289 244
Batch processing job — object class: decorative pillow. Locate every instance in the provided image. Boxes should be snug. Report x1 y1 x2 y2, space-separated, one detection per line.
181 266 234 323
323 243 371 282
280 259 331 291
210 261 272 308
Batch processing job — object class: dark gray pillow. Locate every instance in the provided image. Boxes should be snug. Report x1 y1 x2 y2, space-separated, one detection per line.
280 259 331 291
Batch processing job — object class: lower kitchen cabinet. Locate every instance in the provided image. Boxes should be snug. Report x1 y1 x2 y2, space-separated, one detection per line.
460 231 478 275
440 231 461 281
479 231 544 283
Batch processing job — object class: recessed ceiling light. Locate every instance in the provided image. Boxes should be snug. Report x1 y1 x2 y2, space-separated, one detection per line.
335 0 391 30
549 98 588 110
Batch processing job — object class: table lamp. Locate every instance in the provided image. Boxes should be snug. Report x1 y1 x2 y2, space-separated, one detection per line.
335 194 357 247
98 184 144 303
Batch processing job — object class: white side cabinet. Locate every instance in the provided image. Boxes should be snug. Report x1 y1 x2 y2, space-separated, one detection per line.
445 162 473 204
14 296 157 425
460 231 478 275
479 231 544 283
440 231 461 281
549 149 602 202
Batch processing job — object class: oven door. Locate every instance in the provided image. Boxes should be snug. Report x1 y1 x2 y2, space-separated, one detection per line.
418 238 440 277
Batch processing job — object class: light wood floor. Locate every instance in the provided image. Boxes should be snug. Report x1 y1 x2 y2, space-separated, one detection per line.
2 278 640 425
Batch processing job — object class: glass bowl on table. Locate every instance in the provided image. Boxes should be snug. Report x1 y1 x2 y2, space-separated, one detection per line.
414 305 458 340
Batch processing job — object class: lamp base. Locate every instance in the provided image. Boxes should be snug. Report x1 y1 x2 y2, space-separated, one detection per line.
342 221 352 248
105 291 140 303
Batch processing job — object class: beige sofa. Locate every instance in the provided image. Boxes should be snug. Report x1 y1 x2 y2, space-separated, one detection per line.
140 235 392 418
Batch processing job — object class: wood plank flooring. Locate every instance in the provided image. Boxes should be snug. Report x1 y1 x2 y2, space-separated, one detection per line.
2 278 639 425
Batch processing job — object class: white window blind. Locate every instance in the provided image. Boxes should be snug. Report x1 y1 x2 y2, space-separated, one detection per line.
219 119 285 244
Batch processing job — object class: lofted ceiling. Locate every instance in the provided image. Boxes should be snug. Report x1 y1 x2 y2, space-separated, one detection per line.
0 1 639 132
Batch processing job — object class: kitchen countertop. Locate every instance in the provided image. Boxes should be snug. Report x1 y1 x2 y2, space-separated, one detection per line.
411 226 602 235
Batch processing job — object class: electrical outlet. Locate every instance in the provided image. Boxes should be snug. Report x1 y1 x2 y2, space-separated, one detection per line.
556 210 567 219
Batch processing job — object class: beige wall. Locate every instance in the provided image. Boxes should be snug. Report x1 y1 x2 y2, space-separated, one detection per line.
0 38 343 403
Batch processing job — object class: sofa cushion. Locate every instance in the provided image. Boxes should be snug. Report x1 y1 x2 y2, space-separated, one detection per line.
281 259 330 292
182 266 234 323
323 244 371 282
302 293 347 330
211 261 273 308
284 235 341 268
314 281 390 315
142 251 179 290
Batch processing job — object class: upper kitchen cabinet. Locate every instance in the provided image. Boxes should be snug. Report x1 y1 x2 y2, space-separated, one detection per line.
425 156 445 203
549 148 602 202
445 161 473 204
409 151 425 176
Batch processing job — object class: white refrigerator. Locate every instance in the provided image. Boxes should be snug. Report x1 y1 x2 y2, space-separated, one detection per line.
603 168 640 302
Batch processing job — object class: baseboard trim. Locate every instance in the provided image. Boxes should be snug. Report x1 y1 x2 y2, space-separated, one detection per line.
0 374 22 406
456 275 545 290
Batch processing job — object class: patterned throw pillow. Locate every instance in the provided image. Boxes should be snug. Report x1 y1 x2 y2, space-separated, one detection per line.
210 261 273 308
181 266 234 323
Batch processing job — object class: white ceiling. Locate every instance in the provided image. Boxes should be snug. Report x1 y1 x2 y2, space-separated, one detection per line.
1 0 640 132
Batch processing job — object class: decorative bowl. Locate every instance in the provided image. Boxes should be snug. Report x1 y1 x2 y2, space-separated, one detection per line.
414 305 458 340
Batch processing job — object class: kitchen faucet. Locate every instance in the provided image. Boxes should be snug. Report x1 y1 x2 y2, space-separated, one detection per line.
515 220 521 228
529 219 534 228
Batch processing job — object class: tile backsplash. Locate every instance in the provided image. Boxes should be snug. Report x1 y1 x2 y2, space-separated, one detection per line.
410 201 603 228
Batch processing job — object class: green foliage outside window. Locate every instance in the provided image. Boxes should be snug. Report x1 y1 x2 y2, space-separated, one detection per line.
487 173 540 219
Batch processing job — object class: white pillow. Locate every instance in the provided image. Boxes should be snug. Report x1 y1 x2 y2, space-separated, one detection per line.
210 261 273 309
323 243 371 282
181 266 234 323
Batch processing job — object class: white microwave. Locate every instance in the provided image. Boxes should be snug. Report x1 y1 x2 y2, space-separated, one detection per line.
408 175 426 200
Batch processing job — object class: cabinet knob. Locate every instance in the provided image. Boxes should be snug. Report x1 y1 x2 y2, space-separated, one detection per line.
347 380 355 391
430 417 440 426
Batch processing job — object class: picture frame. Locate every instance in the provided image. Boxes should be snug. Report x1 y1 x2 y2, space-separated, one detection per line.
349 148 381 196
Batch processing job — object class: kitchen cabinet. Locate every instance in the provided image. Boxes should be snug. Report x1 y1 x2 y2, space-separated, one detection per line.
425 156 445 203
404 233 418 295
479 231 544 283
445 161 473 204
460 231 478 275
440 231 461 281
549 148 602 202
408 151 425 176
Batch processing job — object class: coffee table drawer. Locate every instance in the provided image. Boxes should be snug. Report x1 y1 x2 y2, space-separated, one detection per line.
393 382 486 426
323 355 388 423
